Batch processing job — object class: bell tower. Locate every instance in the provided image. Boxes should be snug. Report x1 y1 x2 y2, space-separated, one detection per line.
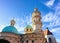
32 8 46 43
32 8 42 33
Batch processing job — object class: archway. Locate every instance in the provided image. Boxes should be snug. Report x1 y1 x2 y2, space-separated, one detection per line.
0 39 10 43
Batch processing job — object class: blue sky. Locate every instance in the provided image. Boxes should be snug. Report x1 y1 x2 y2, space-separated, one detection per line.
0 0 60 43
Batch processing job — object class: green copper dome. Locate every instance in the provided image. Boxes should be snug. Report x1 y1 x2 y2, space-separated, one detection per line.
2 26 18 34
26 25 32 29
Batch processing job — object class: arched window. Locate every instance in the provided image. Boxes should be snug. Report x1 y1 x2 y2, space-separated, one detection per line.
30 29 32 31
32 40 34 43
0 39 10 43
26 40 28 43
49 38 52 43
27 29 28 31
34 20 35 22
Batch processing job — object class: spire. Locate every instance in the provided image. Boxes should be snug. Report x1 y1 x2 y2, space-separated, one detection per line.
10 17 15 26
46 27 49 30
46 27 53 35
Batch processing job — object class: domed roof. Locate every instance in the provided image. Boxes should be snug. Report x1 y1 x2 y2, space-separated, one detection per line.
26 25 32 29
2 26 18 34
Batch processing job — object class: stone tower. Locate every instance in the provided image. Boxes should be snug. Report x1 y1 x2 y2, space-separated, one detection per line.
32 8 46 43
32 8 42 33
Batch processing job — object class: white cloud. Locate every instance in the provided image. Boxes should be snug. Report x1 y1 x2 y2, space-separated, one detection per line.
56 39 60 43
25 16 32 25
51 27 60 32
42 2 60 43
12 14 32 33
42 2 60 27
15 25 24 31
42 12 56 22
54 3 60 16
45 0 55 7
42 12 60 28
0 24 5 32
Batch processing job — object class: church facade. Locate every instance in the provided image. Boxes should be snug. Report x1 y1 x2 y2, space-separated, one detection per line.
0 8 57 43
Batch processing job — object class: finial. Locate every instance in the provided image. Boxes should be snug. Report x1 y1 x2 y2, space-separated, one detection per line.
34 8 38 12
46 27 48 30
10 17 15 26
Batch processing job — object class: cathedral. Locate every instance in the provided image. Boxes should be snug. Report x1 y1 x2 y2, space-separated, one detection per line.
0 8 57 43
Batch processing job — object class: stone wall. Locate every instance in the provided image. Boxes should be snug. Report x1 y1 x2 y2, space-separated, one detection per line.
21 33 45 43
0 32 21 43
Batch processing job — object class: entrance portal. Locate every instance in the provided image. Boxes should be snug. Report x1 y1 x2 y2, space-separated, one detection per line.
0 39 10 43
